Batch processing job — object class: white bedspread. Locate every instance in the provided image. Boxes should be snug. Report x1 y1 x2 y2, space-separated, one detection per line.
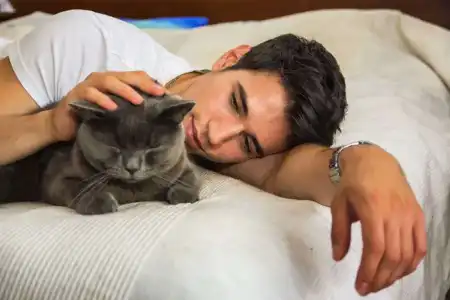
0 9 449 300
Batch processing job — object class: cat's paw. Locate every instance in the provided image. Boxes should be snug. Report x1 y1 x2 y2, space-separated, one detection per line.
166 187 200 205
75 191 119 215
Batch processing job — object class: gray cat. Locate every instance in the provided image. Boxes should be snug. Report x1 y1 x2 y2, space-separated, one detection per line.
0 93 202 215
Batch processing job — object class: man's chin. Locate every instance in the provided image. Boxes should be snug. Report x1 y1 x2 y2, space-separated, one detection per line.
188 153 234 172
184 142 195 153
185 144 210 160
184 143 240 165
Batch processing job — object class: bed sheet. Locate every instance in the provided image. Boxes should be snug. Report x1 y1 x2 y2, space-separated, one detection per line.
0 9 449 300
144 9 450 300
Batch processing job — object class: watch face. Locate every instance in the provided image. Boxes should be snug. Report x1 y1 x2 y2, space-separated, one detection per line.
329 167 340 184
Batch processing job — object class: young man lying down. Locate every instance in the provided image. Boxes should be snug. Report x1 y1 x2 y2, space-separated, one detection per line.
0 9 426 297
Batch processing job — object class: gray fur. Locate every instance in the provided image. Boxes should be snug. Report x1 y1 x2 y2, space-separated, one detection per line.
0 93 201 215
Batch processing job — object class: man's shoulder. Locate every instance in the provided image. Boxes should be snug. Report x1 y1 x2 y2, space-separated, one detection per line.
34 10 194 88
39 10 154 52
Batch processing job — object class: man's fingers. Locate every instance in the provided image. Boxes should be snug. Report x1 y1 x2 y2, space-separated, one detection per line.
331 197 351 261
116 70 166 96
371 221 401 292
387 222 414 286
98 75 144 104
81 87 117 110
355 213 385 296
405 215 427 275
84 71 168 107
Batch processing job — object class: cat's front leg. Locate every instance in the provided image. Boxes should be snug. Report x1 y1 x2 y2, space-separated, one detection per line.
45 174 119 215
43 174 82 208
74 190 119 215
166 168 201 205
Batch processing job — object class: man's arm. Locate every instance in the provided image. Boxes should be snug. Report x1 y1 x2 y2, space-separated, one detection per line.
0 57 57 165
0 10 137 165
0 57 38 115
0 111 55 165
221 144 335 206
222 142 427 296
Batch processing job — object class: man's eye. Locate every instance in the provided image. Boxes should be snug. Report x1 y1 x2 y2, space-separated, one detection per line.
230 93 239 113
243 135 252 155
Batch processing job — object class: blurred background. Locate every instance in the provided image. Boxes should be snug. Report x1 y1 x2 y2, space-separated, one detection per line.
0 0 448 29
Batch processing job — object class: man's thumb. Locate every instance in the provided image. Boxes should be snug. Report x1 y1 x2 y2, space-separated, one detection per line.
331 197 352 261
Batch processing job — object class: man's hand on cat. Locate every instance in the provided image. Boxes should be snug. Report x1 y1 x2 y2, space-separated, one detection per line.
330 145 427 296
50 71 166 141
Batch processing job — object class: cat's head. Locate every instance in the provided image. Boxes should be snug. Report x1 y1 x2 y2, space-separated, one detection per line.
69 92 195 183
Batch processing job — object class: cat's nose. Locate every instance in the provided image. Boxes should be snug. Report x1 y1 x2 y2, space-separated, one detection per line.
125 165 139 175
124 156 141 175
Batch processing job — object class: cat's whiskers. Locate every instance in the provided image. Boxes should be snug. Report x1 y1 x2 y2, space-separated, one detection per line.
146 172 170 186
82 176 112 211
79 171 106 184
106 167 122 178
68 174 110 208
172 177 195 189
157 173 194 189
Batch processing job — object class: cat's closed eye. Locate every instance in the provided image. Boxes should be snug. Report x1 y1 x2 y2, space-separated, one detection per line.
144 146 165 164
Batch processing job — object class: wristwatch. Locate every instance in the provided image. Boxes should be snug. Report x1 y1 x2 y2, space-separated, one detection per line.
328 141 375 184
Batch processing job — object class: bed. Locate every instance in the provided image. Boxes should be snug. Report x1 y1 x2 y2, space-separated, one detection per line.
0 2 449 300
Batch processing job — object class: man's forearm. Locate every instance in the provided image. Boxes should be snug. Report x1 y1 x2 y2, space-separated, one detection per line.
264 144 337 206
265 143 387 206
0 110 56 165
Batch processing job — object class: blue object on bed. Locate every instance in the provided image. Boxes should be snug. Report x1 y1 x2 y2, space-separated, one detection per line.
121 17 209 29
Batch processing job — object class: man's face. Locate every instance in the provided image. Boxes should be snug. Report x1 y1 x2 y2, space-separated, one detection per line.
176 46 290 164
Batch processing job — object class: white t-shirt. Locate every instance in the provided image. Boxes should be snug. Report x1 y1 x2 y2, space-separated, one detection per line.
2 10 195 108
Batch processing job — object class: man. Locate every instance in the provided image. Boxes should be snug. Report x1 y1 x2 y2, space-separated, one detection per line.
0 9 426 296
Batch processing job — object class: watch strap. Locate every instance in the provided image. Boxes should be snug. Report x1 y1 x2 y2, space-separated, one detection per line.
329 141 374 184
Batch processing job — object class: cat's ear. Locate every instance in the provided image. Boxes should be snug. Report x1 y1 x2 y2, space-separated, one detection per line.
158 99 195 124
69 100 106 120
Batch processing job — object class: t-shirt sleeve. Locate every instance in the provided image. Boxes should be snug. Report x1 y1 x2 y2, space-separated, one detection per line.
91 13 196 86
3 10 111 108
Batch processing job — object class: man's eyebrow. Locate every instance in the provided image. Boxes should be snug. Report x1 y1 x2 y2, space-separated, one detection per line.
237 82 248 115
236 81 264 157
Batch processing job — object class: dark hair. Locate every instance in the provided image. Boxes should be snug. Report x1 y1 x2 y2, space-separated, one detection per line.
228 33 347 149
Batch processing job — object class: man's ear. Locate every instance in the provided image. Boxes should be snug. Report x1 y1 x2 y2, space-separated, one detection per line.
212 45 251 70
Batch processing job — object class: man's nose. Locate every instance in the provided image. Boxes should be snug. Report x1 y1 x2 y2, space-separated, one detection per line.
208 119 244 147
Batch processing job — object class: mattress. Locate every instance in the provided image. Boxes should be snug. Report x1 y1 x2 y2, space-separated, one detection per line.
0 9 449 300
